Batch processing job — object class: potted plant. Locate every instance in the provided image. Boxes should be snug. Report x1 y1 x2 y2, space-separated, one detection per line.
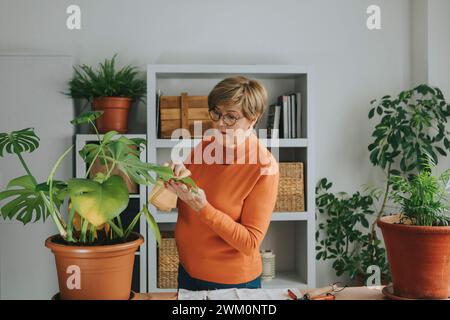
316 84 450 286
316 179 390 284
0 111 197 300
377 156 450 299
65 54 146 134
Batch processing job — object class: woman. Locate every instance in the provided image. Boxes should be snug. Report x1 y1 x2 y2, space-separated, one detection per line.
165 76 279 290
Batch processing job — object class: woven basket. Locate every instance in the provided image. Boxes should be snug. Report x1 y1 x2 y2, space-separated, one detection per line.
157 231 179 289
274 162 305 212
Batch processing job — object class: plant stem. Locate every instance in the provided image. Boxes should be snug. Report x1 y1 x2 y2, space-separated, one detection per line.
66 202 76 242
80 218 89 243
108 219 124 238
16 152 67 237
16 153 37 184
88 119 110 174
368 162 392 254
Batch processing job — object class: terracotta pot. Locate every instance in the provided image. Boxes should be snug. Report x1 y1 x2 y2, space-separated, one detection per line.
377 214 450 299
93 97 132 133
45 232 144 300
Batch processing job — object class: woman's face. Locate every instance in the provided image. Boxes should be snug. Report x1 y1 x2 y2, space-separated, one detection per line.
210 104 257 136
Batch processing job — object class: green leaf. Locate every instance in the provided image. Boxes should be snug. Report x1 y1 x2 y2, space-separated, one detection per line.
143 204 161 247
67 175 129 226
0 128 40 157
70 111 104 125
0 175 49 223
435 147 447 156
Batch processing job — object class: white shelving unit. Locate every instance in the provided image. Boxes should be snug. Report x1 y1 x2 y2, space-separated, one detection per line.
75 134 148 293
146 64 316 291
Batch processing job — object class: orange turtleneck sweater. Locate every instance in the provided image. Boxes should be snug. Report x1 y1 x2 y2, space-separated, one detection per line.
174 132 279 284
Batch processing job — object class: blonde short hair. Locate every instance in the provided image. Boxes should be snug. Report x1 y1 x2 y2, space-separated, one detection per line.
208 76 268 123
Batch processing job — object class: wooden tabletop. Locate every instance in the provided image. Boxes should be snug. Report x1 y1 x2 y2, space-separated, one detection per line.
132 286 387 300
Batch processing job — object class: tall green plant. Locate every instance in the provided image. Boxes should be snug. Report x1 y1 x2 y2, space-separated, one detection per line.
0 111 197 245
367 84 450 241
316 84 450 282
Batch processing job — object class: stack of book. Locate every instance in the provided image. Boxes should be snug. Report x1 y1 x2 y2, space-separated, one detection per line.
266 92 302 138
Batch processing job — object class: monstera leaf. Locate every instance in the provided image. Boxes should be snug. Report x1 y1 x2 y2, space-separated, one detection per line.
0 128 40 156
67 175 129 227
0 175 59 224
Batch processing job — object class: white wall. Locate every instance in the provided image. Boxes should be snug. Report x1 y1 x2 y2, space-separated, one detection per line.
0 0 448 292
411 0 450 174
0 56 74 299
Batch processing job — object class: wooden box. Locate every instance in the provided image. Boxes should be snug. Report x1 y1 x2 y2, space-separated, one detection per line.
159 92 213 138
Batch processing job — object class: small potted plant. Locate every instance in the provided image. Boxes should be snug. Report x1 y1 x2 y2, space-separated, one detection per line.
377 155 450 299
65 54 146 134
0 111 197 300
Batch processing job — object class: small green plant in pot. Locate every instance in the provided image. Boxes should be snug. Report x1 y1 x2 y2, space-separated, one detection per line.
377 156 450 299
0 111 197 300
65 54 146 134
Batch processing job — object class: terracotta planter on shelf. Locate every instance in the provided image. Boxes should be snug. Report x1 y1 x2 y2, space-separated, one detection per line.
377 214 450 299
93 97 132 133
45 232 144 300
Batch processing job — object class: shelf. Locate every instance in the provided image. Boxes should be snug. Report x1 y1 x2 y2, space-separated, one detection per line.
147 64 316 290
154 211 309 223
261 271 308 289
154 212 178 223
76 134 146 140
151 138 308 149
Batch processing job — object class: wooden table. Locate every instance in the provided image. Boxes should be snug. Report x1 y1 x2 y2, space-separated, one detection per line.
132 286 387 300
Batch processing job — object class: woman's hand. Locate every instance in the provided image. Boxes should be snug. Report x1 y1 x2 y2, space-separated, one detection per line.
165 160 191 179
165 180 207 212
164 161 207 212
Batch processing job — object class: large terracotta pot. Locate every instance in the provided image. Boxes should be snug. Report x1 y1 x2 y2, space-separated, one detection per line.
93 97 132 133
377 214 450 299
45 232 143 300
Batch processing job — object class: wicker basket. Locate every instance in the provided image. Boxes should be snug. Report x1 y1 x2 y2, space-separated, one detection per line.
274 162 305 212
157 231 179 289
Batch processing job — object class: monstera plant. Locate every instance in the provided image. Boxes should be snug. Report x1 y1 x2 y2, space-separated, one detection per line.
0 111 197 300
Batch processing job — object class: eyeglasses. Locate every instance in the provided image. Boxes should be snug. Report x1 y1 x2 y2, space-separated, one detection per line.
208 107 244 126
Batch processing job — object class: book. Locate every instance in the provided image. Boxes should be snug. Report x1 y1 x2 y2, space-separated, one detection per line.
156 89 162 138
290 94 296 138
266 104 276 138
286 95 291 138
296 92 302 138
266 104 281 138
273 105 281 138
278 95 289 138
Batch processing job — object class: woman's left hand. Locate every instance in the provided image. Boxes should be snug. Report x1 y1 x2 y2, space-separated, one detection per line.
165 180 207 212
